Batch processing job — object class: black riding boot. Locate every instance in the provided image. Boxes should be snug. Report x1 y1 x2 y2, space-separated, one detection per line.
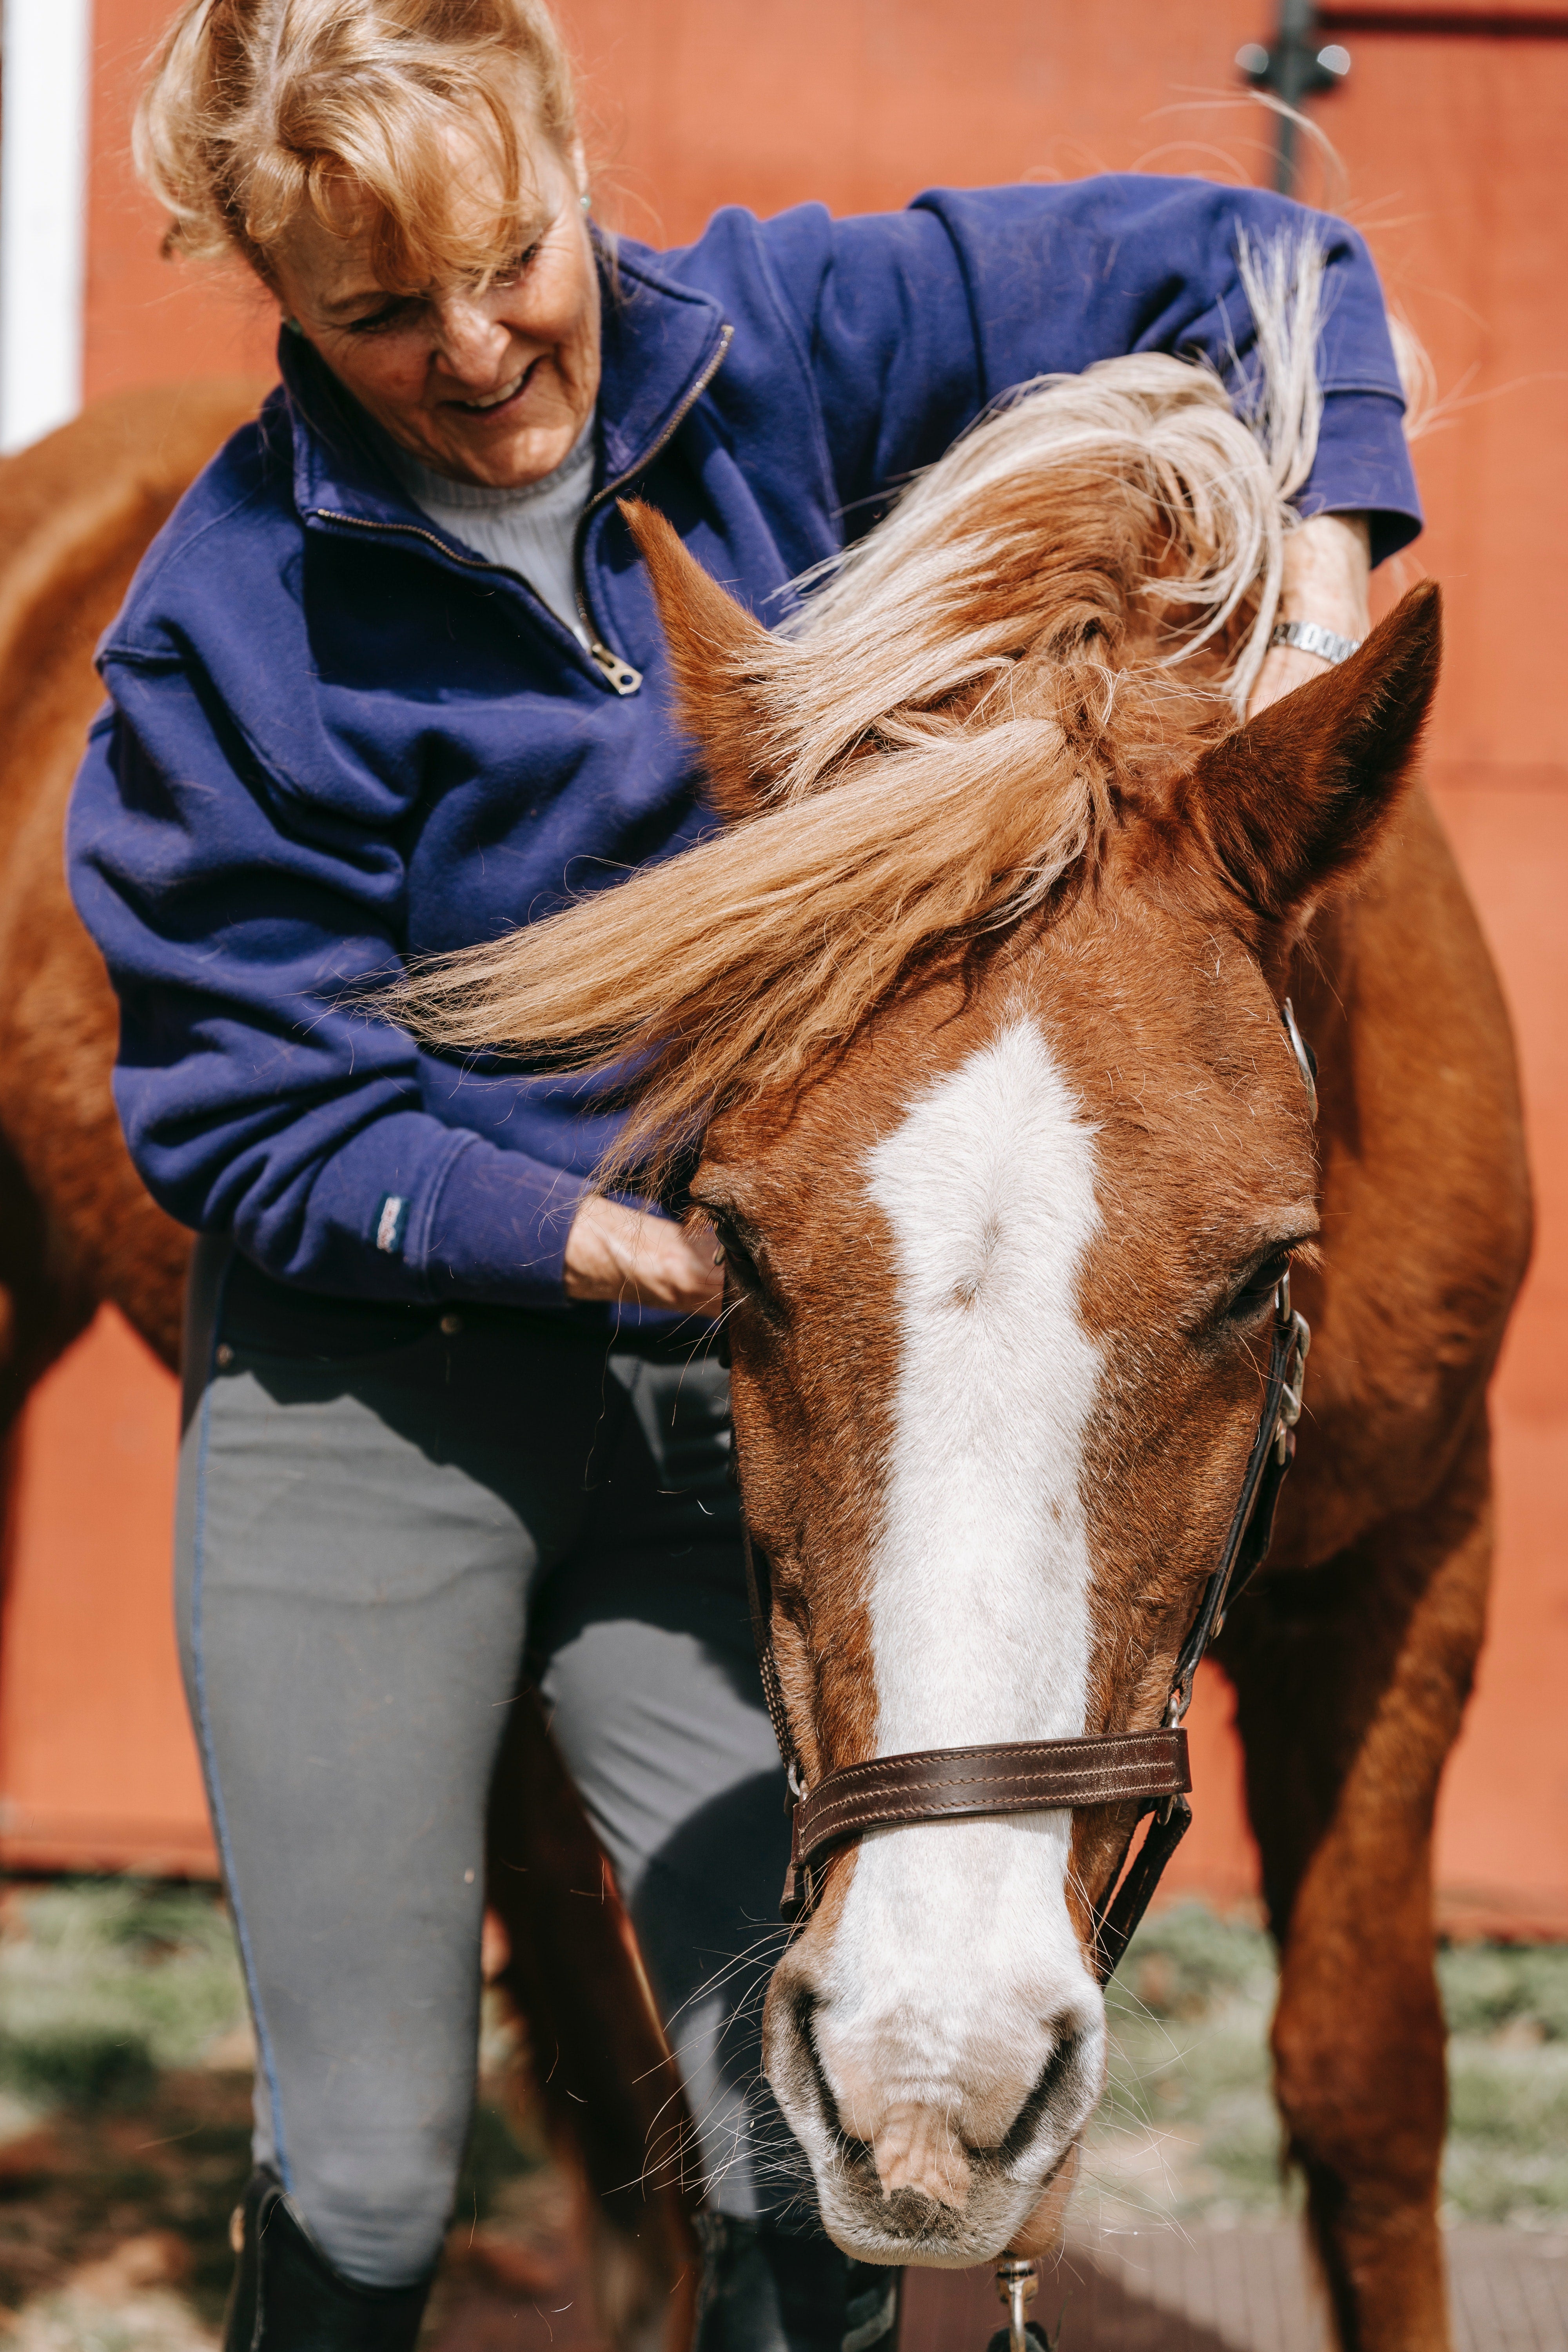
694 2216 902 2352
222 2168 435 2352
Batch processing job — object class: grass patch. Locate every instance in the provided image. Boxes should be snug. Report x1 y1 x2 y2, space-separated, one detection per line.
1437 1942 1568 2042
1082 1904 1568 2232
0 1882 247 2115
1084 1905 1286 2226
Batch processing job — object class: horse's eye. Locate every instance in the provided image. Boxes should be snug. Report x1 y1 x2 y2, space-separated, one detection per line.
1228 1249 1292 1319
713 1219 764 1299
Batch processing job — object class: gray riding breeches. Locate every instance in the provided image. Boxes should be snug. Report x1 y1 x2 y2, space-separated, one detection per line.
175 1237 804 2288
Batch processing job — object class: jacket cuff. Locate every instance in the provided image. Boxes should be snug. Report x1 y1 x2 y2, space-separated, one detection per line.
419 1133 591 1308
1295 388 1423 567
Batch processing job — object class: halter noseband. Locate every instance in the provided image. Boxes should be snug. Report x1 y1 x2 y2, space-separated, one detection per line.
741 1002 1314 1983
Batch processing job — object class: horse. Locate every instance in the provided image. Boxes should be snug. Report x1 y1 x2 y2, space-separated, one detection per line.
403 339 1533 2348
0 384 699 2351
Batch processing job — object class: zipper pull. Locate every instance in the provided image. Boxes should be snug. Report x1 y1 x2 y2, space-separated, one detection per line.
589 639 642 696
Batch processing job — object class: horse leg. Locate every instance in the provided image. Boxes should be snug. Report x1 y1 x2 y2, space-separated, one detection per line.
1223 1412 1492 2352
487 1688 699 2352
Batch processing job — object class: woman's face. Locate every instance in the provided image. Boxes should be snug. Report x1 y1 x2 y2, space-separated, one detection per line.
268 131 601 489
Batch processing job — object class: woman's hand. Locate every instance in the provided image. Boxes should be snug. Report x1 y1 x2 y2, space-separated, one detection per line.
563 1194 725 1317
1247 512 1372 719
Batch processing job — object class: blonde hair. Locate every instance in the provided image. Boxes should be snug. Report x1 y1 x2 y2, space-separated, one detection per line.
135 0 580 288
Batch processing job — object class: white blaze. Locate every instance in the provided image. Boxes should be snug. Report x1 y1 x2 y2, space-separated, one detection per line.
865 1016 1102 1755
814 1018 1104 2161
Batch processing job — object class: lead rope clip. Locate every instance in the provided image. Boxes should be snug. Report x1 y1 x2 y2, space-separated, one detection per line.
995 2258 1037 2352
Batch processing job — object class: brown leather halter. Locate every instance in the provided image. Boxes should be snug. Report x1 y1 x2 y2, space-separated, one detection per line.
742 1006 1314 1984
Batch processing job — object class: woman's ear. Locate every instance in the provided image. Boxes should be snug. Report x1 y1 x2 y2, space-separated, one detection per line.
621 498 788 824
1172 581 1441 931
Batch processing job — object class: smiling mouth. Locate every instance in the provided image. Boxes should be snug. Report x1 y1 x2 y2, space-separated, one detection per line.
454 360 539 417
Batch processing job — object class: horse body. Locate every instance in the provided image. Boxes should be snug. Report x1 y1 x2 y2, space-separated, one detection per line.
418 343 1532 2347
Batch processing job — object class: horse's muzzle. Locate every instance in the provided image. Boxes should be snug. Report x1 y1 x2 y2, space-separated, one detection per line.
761 1859 1105 2265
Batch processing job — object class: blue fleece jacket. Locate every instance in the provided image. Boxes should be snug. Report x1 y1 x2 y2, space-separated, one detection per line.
67 178 1421 1316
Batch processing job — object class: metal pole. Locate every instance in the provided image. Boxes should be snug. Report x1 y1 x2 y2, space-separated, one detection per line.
1274 0 1316 190
1235 1 1351 197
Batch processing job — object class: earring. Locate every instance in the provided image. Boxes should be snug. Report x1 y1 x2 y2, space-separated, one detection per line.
579 192 591 211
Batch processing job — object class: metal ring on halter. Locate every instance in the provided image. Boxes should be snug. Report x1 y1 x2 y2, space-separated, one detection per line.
1281 998 1318 1123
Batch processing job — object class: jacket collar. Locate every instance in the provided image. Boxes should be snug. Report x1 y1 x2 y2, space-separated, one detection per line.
283 237 730 533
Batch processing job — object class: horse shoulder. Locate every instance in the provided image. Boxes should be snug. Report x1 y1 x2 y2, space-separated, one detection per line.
1278 779 1532 1563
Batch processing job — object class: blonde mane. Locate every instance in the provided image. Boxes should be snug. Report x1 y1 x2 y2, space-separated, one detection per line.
401 231 1328 1181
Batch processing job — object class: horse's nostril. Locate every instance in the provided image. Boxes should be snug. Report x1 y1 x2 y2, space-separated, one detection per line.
996 2024 1084 2165
794 1990 850 2146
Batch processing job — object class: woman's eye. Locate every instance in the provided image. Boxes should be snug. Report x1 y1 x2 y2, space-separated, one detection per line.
494 242 543 286
345 300 417 337
1228 1249 1293 1318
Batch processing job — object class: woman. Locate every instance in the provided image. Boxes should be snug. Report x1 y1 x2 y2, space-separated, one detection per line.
68 3 1420 2347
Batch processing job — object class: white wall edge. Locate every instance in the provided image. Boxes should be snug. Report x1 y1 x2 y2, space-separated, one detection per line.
0 0 95 455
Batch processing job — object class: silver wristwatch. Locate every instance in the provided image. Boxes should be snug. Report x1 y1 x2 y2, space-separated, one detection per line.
1270 619 1362 666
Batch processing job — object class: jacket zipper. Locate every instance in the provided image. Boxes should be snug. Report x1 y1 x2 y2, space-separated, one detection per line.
568 322 735 696
308 323 734 700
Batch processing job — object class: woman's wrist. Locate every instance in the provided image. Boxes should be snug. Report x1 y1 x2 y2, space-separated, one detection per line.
1279 510 1371 637
563 1193 724 1316
1249 511 1371 718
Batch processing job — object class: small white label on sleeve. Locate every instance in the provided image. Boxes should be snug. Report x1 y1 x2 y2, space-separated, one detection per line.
375 1194 409 1255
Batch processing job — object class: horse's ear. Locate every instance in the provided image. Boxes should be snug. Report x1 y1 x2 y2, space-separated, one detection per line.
621 498 779 824
1176 581 1441 929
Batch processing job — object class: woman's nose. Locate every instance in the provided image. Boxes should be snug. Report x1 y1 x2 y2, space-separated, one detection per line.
430 294 515 383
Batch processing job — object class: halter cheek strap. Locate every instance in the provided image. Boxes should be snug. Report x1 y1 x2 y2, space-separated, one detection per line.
740 1003 1314 1983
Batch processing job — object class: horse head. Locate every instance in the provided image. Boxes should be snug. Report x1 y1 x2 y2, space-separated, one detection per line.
405 354 1440 2265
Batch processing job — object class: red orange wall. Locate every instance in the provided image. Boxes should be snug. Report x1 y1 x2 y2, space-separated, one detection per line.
2 0 1563 1929
0 1312 206 1872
